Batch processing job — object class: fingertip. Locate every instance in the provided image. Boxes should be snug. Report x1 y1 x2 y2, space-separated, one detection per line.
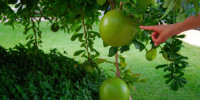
139 26 144 29
154 43 158 46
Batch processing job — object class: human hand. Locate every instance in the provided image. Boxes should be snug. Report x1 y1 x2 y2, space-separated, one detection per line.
139 23 183 46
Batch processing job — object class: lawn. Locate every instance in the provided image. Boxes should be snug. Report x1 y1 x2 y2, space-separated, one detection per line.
0 22 200 100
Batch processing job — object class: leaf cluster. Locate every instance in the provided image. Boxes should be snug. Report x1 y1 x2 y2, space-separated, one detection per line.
156 35 189 91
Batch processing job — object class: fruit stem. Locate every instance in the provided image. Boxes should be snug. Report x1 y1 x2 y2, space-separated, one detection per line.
115 51 121 78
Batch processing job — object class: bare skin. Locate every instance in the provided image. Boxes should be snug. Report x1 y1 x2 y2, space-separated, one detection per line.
140 14 200 46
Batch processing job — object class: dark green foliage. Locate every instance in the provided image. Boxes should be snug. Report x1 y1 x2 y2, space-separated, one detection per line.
0 44 107 100
156 35 189 91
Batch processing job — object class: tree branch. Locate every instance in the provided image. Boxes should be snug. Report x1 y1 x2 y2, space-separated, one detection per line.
108 0 115 9
29 11 38 55
81 10 90 61
115 51 121 78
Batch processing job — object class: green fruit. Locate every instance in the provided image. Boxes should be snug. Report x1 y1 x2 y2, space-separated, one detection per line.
162 45 173 61
81 61 95 74
99 9 136 47
100 78 130 100
96 0 106 5
146 48 157 61
50 23 60 32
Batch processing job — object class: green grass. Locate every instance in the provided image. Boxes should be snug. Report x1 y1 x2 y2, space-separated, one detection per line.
0 22 200 100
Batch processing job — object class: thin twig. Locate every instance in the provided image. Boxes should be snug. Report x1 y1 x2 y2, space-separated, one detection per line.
29 11 38 55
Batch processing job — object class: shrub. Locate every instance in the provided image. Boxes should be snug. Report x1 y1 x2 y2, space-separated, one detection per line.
0 44 107 100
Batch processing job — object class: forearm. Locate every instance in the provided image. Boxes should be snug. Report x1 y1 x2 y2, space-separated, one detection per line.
180 14 200 31
170 14 200 35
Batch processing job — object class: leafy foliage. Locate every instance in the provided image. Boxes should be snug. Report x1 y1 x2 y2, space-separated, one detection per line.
157 35 189 91
0 44 107 99
0 0 198 91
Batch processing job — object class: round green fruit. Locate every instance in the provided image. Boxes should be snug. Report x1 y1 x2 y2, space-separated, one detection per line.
81 61 95 74
100 78 130 100
50 23 60 32
99 9 136 47
146 48 157 61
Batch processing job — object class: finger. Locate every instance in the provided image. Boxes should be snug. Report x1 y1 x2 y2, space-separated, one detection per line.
151 32 158 42
154 34 166 46
139 26 155 31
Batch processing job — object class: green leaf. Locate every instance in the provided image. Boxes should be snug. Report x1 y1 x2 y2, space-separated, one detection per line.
80 43 86 48
177 77 187 84
96 0 106 5
75 25 82 32
127 83 136 91
170 80 179 91
176 35 186 39
194 0 199 16
119 55 127 67
26 40 34 46
88 31 100 38
163 0 171 8
160 0 175 20
22 93 29 100
103 42 109 47
95 58 113 64
71 33 84 41
108 47 118 57
122 3 133 15
156 64 168 69
164 73 172 78
95 58 107 64
165 78 173 84
44 16 52 23
26 34 34 40
139 79 147 83
136 0 155 10
15 85 22 93
176 12 186 22
74 50 85 56
132 39 145 51
81 52 87 58
120 45 130 53
129 74 140 82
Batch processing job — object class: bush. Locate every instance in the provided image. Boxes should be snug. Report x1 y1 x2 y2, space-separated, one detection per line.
0 44 107 100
